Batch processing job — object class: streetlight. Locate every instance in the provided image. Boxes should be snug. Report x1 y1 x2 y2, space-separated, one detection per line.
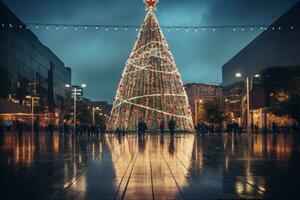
195 99 203 125
26 95 40 132
92 106 102 125
65 83 86 133
235 73 260 133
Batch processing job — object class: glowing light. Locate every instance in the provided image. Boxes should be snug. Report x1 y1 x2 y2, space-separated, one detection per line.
235 73 242 78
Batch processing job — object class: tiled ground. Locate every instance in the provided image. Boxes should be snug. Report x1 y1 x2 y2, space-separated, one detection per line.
0 132 300 199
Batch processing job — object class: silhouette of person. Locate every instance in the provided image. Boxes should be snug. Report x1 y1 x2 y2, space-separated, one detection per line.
160 120 165 135
168 118 176 136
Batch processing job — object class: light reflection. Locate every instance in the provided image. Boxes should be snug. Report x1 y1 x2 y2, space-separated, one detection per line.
0 132 296 199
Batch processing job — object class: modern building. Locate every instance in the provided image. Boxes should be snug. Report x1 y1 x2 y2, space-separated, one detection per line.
185 83 222 124
222 2 300 129
0 1 71 127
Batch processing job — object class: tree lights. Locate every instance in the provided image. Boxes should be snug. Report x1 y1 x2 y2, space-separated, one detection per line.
107 1 194 131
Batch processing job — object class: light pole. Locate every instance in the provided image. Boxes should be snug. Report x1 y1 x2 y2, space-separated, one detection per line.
26 95 40 132
92 106 102 125
65 83 86 133
194 99 203 125
235 73 260 133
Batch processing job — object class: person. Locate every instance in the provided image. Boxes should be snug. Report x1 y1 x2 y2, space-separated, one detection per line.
16 120 23 135
0 120 5 135
142 121 147 137
168 118 176 136
196 123 202 135
233 122 238 135
115 127 121 136
227 123 232 136
64 122 69 134
160 120 165 135
138 121 143 136
254 125 259 133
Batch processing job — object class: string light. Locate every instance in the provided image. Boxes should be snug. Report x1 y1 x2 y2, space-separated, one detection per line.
0 23 296 32
108 10 194 131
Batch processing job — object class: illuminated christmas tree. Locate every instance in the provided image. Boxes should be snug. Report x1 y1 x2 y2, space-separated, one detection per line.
107 0 194 131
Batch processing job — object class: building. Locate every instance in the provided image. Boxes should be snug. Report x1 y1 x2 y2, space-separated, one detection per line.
85 100 112 118
222 2 300 129
185 83 222 124
83 99 112 127
0 2 71 127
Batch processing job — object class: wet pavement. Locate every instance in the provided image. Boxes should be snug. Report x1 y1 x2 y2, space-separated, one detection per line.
0 132 300 199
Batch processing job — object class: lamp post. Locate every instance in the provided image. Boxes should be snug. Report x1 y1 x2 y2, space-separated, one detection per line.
235 73 260 133
26 95 40 132
65 83 86 133
92 106 102 125
194 99 203 125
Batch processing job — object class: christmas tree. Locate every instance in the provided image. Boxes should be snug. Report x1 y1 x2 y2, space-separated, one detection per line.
107 0 194 131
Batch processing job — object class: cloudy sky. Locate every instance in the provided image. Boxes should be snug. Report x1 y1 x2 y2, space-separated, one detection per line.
2 0 298 102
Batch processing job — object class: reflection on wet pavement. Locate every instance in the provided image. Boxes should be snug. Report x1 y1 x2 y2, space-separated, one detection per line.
0 132 300 199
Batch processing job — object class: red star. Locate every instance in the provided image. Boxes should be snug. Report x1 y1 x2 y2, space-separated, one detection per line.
144 0 158 10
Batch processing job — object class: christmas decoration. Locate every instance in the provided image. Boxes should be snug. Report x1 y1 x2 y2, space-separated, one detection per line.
107 0 194 131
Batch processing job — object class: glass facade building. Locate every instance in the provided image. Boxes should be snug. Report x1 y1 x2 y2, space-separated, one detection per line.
0 2 71 125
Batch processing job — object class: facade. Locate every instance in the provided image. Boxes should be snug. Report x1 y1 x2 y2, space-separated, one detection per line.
222 2 300 129
0 2 71 126
185 83 222 124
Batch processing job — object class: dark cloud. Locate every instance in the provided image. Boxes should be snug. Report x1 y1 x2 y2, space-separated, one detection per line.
2 0 298 102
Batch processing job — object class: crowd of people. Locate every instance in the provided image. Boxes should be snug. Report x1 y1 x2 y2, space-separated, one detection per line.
0 119 106 135
1 118 298 136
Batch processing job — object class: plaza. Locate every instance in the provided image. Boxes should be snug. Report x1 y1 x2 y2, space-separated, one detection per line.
1 132 299 199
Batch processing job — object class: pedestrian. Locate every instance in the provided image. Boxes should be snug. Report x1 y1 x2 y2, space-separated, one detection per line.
160 120 165 135
138 121 143 136
16 120 23 135
168 118 176 136
142 121 147 137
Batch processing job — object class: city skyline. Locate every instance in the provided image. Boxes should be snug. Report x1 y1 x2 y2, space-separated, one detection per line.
2 0 297 102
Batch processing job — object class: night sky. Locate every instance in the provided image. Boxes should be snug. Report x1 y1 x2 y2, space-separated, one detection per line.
2 0 298 102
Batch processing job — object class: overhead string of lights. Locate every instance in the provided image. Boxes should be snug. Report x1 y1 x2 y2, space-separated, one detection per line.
0 23 296 32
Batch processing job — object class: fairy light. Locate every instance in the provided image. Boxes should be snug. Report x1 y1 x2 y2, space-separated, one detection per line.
108 2 194 131
2 22 295 32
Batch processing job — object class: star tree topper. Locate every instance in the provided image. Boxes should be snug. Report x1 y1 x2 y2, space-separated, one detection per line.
144 0 158 11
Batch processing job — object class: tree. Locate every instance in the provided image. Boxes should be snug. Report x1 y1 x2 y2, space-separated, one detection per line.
107 1 193 131
203 101 226 124
271 92 300 124
264 66 300 124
